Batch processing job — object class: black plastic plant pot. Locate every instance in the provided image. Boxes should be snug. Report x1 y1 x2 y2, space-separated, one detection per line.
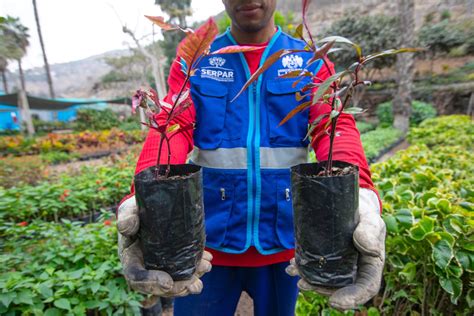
134 164 205 281
291 160 359 288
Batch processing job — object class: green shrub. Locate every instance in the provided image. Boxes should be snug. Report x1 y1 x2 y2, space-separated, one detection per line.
0 219 143 314
376 101 437 127
356 121 376 134
370 144 473 315
0 154 136 222
361 127 403 161
40 151 80 164
0 156 48 188
73 108 120 131
297 115 474 315
408 115 474 149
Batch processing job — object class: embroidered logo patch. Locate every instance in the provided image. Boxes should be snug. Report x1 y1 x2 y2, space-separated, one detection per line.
278 54 304 76
201 57 234 82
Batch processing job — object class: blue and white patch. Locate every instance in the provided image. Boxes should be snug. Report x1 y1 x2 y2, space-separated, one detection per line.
277 54 303 76
200 57 235 82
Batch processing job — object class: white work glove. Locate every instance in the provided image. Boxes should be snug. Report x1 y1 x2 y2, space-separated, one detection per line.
286 188 386 310
117 195 212 298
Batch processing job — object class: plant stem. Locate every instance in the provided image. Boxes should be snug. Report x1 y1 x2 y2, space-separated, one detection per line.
166 135 171 177
156 132 166 177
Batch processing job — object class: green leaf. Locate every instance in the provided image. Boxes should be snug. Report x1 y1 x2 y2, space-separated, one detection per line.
399 262 416 282
69 268 83 279
38 283 53 298
367 307 380 316
455 250 473 272
461 242 474 252
318 35 362 58
467 289 474 308
436 199 451 213
0 293 14 308
54 298 71 310
90 282 100 294
432 239 453 270
383 214 399 233
439 277 462 304
167 124 180 133
395 209 414 228
409 217 435 241
343 107 365 115
311 70 348 106
44 308 62 316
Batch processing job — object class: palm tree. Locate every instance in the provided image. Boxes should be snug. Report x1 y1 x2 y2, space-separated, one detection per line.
0 56 8 93
0 16 34 135
0 16 30 89
32 0 55 98
393 0 415 134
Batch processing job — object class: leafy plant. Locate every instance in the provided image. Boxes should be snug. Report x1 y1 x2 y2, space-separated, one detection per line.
298 115 474 314
0 219 144 315
0 153 136 222
233 0 419 176
371 143 473 315
408 115 474 149
73 108 120 131
323 15 398 72
377 100 437 127
134 16 265 177
361 127 403 162
356 121 376 134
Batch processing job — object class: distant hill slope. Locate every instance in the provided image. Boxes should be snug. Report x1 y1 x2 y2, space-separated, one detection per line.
6 49 131 99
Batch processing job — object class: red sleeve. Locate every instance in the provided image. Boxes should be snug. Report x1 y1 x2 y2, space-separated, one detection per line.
118 58 195 207
309 58 382 209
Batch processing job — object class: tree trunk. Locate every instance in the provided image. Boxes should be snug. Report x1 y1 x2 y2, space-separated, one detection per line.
393 0 415 134
17 59 26 91
18 89 35 136
1 70 8 93
32 0 55 98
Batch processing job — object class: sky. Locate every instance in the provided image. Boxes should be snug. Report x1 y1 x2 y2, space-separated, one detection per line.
0 0 225 70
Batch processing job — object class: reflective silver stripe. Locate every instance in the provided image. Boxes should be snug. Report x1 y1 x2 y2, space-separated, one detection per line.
190 147 308 169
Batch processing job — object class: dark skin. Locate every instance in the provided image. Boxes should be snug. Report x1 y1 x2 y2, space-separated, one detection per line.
222 0 276 44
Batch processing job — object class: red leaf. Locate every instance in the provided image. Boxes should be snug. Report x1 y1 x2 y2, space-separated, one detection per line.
144 16 178 31
210 45 265 55
278 70 313 79
306 41 335 67
279 100 312 126
177 18 218 71
231 48 306 102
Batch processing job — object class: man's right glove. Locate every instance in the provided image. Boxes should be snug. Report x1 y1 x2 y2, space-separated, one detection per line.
117 195 212 297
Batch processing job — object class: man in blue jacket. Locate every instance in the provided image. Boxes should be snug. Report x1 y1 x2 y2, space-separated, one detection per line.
117 0 386 315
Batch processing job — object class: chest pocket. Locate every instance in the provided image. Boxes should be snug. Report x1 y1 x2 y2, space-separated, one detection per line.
266 79 310 147
192 83 228 149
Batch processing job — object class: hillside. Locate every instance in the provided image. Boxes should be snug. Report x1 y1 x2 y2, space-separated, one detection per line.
5 49 131 99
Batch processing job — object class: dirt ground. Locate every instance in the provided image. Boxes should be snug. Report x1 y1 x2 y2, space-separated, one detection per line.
376 139 410 163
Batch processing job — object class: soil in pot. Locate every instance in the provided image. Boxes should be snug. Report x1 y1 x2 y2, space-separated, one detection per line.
291 160 359 287
134 164 205 281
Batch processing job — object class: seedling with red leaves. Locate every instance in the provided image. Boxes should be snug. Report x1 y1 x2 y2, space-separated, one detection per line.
133 17 264 178
232 0 420 176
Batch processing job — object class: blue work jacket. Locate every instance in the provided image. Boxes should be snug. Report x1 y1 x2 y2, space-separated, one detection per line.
188 27 323 254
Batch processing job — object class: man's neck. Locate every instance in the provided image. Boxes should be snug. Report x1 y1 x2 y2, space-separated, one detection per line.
230 23 276 45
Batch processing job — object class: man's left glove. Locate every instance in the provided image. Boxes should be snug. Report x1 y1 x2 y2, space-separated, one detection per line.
286 188 386 310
